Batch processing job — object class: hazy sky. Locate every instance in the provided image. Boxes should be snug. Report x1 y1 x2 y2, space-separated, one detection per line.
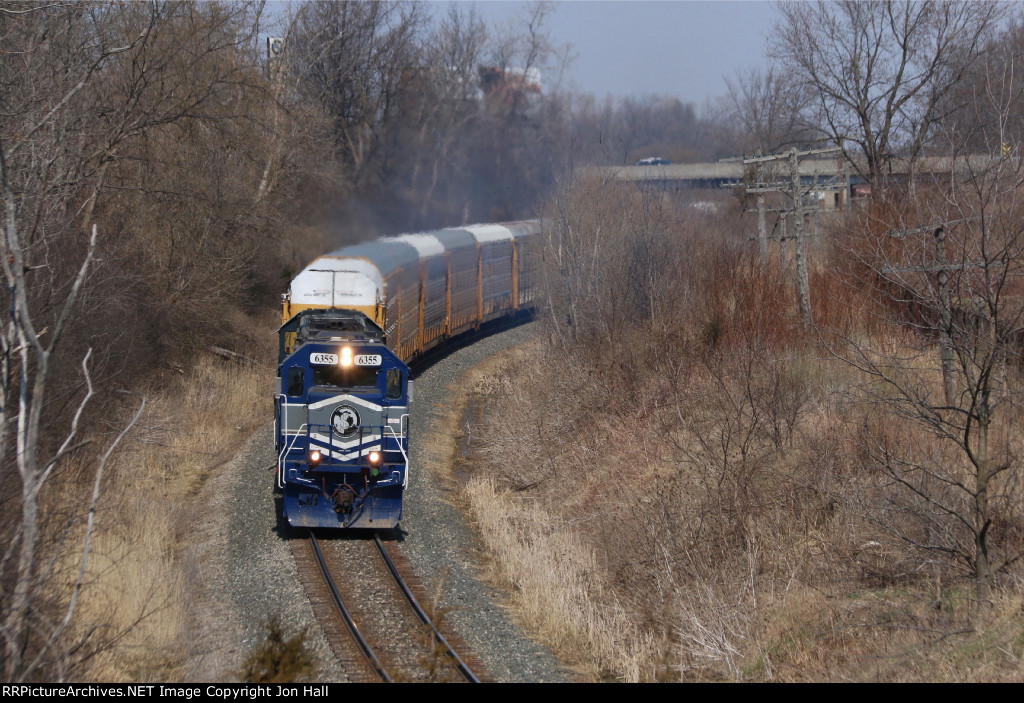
462 1 781 105
267 1 781 106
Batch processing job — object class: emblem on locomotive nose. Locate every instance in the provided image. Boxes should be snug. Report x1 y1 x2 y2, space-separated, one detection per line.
331 405 360 438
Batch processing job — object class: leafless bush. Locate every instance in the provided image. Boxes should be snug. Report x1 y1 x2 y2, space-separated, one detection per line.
822 155 1024 607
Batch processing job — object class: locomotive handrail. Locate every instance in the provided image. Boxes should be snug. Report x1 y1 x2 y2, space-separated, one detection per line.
382 415 410 489
278 421 309 490
276 392 294 489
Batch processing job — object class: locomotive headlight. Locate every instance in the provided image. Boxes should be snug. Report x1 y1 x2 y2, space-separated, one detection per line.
368 451 381 465
339 346 353 367
308 449 322 466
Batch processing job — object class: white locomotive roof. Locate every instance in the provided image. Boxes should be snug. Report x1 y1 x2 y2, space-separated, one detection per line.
291 256 383 308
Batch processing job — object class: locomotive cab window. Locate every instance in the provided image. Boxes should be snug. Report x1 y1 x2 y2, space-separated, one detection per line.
385 369 403 399
286 367 304 397
312 365 377 389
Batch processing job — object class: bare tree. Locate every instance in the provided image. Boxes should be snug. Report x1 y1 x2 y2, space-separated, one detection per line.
0 0 297 678
724 67 816 155
470 0 574 221
404 4 489 224
0 3 155 677
938 16 1024 156
485 0 570 110
819 26 1024 608
828 151 1024 607
288 1 425 193
771 0 1003 192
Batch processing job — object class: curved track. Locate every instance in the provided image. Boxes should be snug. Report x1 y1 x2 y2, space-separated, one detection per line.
302 530 485 683
371 533 482 683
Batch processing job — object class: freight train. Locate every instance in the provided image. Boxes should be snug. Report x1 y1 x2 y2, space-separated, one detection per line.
276 220 542 529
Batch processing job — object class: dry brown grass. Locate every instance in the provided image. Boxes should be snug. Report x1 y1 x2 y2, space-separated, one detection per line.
417 342 657 681
72 355 272 681
465 476 658 682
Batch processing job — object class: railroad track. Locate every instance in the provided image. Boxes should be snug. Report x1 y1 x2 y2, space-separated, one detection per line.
293 530 488 683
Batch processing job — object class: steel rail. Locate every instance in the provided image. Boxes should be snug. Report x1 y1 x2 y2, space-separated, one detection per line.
372 532 481 683
308 531 393 683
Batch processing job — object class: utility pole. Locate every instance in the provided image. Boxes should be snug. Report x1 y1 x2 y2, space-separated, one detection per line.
756 162 767 260
790 148 811 326
740 145 841 327
936 226 954 406
837 138 849 211
884 217 983 406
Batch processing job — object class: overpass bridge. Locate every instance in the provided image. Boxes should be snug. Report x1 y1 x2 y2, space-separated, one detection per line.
579 154 996 190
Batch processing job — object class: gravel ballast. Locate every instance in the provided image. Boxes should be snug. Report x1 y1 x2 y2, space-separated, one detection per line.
400 322 572 683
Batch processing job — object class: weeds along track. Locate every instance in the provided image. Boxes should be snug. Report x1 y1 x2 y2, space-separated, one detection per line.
292 531 488 683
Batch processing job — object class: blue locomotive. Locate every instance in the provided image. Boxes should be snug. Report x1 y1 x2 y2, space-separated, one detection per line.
276 310 409 529
277 220 541 529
